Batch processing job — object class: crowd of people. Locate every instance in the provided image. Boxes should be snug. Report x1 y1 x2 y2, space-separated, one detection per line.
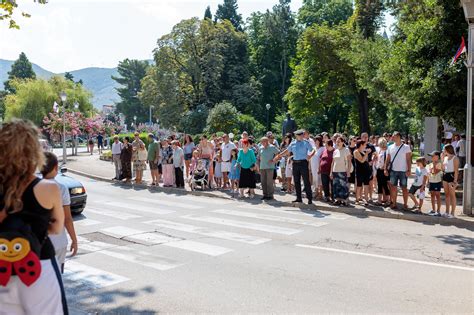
108 128 462 217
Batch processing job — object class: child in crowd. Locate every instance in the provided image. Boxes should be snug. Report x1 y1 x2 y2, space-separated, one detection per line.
42 152 78 273
409 157 428 214
427 151 443 216
161 139 175 187
214 149 223 189
229 148 240 193
172 140 185 188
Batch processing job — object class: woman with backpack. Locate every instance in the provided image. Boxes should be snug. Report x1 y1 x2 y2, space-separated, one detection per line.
0 119 67 314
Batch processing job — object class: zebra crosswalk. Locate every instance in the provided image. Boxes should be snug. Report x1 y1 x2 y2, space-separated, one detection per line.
66 194 350 291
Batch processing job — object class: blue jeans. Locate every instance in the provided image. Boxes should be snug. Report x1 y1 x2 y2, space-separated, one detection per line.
390 171 408 188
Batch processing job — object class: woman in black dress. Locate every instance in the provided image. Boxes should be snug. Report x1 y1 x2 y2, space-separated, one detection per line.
354 140 371 205
120 136 133 182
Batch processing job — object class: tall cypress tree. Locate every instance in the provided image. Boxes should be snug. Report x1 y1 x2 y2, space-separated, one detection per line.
204 6 213 20
215 0 243 31
4 52 36 94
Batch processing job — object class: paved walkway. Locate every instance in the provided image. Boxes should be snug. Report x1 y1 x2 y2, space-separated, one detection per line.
63 151 473 227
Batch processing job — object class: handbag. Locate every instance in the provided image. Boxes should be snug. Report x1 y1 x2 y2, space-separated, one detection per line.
138 148 148 161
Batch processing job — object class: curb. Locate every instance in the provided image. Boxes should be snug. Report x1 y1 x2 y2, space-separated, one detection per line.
68 168 474 230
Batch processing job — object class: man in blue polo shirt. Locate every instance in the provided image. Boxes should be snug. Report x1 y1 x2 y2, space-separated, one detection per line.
274 129 315 204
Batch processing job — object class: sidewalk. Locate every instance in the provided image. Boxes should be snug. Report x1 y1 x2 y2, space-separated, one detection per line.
64 152 474 229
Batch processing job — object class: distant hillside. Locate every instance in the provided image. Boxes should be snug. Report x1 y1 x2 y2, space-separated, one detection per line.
0 59 120 109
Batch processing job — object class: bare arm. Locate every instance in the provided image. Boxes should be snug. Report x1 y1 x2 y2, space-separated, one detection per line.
453 157 460 184
64 205 78 256
406 151 412 176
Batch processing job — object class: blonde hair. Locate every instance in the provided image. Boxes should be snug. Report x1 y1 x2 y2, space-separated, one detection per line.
0 120 44 213
378 137 387 149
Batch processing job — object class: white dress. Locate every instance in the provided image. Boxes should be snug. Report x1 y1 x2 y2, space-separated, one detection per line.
311 147 325 188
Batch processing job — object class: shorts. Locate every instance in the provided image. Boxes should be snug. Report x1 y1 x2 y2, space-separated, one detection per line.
348 171 355 184
356 172 370 187
98 143 104 149
0 259 67 315
221 162 232 173
390 171 408 188
409 184 421 195
55 246 67 266
442 172 455 183
184 153 193 161
158 164 162 174
148 160 159 170
429 182 442 192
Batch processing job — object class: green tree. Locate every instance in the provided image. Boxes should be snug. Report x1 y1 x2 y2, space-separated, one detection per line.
112 59 149 125
204 5 212 20
247 0 299 121
237 113 265 136
64 72 74 82
215 0 243 31
205 101 239 133
380 0 467 129
286 24 356 134
351 0 385 132
0 0 47 29
4 52 36 93
0 90 6 120
4 76 93 126
179 104 210 134
298 0 353 27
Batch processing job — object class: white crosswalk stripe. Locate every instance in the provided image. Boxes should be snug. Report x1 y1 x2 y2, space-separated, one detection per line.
97 247 183 271
74 218 102 226
102 201 175 215
100 226 232 256
64 260 129 288
144 219 271 245
212 209 329 228
128 196 203 209
180 215 302 235
86 208 142 220
237 204 349 220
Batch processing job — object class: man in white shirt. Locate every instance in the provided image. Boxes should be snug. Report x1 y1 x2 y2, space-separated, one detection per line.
303 130 315 148
384 131 412 210
456 134 466 167
221 134 236 189
111 136 123 180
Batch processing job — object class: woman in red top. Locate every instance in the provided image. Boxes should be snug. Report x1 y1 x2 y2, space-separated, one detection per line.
319 140 335 202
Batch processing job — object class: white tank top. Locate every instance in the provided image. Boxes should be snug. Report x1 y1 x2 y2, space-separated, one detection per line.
443 156 455 172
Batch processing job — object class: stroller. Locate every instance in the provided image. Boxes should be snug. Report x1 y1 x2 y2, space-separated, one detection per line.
190 160 209 191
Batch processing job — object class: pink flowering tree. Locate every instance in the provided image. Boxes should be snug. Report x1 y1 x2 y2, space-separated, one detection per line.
42 111 84 143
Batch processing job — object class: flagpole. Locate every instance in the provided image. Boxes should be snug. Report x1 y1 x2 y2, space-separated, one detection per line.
463 24 473 215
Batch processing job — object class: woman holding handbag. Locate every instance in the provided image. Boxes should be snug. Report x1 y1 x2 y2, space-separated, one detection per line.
330 136 351 206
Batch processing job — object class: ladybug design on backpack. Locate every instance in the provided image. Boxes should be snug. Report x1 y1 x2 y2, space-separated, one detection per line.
0 236 41 287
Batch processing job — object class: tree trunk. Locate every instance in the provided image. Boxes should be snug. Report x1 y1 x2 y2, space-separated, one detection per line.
358 89 370 133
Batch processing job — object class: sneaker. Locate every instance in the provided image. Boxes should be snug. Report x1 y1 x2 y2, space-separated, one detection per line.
307 200 313 205
292 199 303 203
428 210 436 215
445 214 454 218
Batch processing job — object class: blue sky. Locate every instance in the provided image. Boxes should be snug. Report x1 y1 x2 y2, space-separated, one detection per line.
0 0 393 73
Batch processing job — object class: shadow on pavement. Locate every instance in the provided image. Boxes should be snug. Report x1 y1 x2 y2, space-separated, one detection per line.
435 234 474 258
66 282 157 315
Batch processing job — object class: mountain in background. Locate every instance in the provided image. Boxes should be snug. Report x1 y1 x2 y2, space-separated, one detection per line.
0 59 120 109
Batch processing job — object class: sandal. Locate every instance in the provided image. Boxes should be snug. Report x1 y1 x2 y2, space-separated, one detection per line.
413 210 422 215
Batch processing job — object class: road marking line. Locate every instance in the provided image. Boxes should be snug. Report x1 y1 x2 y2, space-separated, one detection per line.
86 208 142 220
237 204 349 220
181 215 302 235
64 260 129 288
177 195 234 205
102 201 175 215
163 240 232 256
213 209 329 228
128 196 202 209
74 218 102 226
144 219 270 245
100 226 151 238
98 247 183 271
295 244 474 272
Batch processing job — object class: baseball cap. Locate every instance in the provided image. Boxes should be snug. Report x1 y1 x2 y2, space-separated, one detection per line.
294 129 304 136
428 150 441 157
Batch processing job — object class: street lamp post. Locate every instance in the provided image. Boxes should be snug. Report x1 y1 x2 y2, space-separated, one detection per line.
133 115 137 132
73 102 79 156
60 91 67 165
266 104 271 132
149 105 154 126
461 0 474 214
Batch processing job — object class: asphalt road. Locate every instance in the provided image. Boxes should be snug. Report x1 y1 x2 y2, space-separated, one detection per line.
65 174 473 314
